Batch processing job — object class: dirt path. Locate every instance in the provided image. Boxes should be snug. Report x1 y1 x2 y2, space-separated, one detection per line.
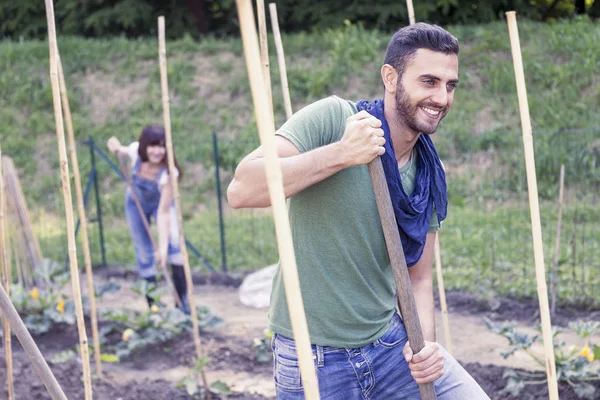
87 277 600 398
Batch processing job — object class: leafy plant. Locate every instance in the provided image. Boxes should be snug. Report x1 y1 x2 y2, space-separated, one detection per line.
253 329 274 364
487 319 600 398
177 357 231 398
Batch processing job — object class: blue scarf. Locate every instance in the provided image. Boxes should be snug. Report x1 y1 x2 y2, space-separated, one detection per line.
356 99 447 266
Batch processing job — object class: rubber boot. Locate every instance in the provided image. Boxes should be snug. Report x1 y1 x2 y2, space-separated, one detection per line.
171 264 191 315
144 276 157 308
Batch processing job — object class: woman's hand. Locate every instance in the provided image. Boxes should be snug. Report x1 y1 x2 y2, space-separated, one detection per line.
107 137 121 154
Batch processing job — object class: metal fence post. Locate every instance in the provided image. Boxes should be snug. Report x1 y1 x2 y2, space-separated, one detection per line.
89 136 107 267
213 131 227 272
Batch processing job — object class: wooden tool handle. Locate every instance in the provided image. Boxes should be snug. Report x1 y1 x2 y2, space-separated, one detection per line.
368 157 436 400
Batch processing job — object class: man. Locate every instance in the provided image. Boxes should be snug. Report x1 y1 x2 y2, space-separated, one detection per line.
228 23 489 399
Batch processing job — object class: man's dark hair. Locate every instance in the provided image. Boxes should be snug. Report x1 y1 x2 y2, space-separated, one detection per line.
383 23 459 77
137 124 183 180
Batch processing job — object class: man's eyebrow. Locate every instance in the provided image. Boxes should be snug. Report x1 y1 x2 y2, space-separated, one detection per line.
419 74 459 84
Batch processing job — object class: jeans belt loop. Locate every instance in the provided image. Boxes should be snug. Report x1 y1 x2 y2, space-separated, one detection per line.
316 345 325 367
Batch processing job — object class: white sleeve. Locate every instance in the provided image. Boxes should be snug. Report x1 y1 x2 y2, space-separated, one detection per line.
158 167 179 189
127 142 139 168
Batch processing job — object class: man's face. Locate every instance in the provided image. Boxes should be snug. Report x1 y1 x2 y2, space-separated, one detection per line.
394 48 459 135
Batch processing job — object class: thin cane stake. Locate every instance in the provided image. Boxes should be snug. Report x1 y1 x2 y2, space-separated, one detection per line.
44 1 93 398
434 234 452 354
550 164 565 315
505 11 559 400
268 3 293 120
235 2 320 398
116 154 182 307
0 149 14 400
406 0 416 25
0 283 67 400
57 55 103 378
157 17 210 397
257 0 274 119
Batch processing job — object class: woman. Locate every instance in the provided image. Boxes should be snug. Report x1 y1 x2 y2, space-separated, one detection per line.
107 124 190 314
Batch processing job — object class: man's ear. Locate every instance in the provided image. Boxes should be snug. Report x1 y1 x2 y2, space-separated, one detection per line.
381 64 398 94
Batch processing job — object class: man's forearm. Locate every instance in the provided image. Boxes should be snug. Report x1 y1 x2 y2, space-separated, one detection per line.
228 141 347 208
411 279 436 341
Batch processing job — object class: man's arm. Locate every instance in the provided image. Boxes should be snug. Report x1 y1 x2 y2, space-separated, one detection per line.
402 231 444 384
408 231 436 341
227 110 385 208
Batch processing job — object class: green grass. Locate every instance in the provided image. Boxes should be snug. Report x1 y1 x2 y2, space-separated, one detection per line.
1 18 599 307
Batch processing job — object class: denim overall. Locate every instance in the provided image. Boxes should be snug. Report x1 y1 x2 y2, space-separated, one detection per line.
124 158 182 279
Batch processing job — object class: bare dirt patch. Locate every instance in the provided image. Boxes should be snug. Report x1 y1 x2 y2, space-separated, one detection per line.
77 70 149 125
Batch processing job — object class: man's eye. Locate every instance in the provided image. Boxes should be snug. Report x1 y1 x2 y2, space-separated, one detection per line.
447 83 457 90
423 80 434 85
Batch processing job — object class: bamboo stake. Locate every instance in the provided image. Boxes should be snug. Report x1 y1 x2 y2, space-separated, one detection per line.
257 0 274 119
550 164 564 315
235 1 320 398
505 11 558 400
434 233 452 354
116 154 182 307
57 56 102 378
0 149 14 400
268 3 293 120
44 1 93 398
0 283 67 400
406 0 416 25
157 16 209 398
4 158 43 267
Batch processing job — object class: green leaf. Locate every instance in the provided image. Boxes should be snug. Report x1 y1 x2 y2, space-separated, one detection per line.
573 382 596 399
100 353 120 363
51 349 76 364
209 380 231 395
593 345 600 362
503 375 526 397
184 378 199 396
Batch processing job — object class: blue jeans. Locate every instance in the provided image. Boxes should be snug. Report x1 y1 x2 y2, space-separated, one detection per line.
272 314 489 399
124 195 183 278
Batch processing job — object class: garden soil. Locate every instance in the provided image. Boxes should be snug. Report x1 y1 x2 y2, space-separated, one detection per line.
1 274 598 399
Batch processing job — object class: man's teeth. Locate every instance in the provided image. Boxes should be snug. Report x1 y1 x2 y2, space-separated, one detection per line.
421 106 440 116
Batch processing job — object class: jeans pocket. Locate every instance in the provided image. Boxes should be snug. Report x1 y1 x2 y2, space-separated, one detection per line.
273 334 304 392
377 315 407 348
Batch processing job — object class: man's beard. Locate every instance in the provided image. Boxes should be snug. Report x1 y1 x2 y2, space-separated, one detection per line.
394 83 447 135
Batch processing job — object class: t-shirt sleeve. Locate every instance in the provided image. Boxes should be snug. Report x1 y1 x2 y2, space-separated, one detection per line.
428 159 445 232
275 96 352 153
158 168 179 189
127 142 140 168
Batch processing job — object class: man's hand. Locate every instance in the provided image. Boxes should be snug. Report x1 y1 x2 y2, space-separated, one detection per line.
339 110 385 167
154 250 167 269
402 341 444 384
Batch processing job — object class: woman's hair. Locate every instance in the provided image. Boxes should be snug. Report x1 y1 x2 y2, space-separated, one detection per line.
137 124 183 180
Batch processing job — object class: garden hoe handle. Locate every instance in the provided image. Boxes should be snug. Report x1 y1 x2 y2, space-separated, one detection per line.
368 157 437 400
117 153 183 308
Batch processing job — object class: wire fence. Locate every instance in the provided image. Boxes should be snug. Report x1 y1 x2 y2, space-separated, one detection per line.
5 128 600 308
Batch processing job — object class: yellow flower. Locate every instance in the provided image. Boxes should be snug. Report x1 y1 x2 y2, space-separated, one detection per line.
150 304 160 313
56 299 65 313
579 345 594 362
30 287 39 299
122 328 135 342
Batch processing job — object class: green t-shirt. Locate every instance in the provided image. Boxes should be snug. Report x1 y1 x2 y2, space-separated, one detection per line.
268 96 440 348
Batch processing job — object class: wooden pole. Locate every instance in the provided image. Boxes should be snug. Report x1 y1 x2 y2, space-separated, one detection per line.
368 159 436 400
157 16 209 398
116 154 182 307
44 1 93 398
0 149 14 400
234 1 320 398
0 283 67 400
257 0 274 119
505 11 559 400
434 234 452 354
268 3 293 120
550 164 565 315
406 0 416 25
57 55 103 378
